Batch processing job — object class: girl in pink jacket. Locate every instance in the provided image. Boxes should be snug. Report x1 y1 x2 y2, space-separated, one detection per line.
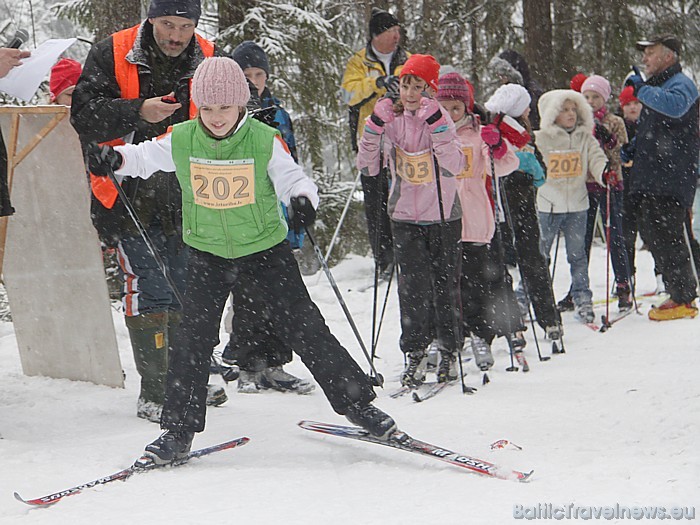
436 72 522 371
357 54 465 388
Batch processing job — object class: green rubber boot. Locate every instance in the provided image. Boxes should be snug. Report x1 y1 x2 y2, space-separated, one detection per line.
125 312 169 422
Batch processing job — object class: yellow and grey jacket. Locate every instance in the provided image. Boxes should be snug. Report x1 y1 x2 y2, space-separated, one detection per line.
340 44 409 150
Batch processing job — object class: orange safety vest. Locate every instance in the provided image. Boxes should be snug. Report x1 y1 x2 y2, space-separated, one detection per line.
91 24 215 209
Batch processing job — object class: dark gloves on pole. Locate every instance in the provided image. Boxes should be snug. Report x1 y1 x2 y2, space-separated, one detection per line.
87 143 123 176
289 196 316 234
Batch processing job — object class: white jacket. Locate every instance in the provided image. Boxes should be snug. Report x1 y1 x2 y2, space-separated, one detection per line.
534 90 607 214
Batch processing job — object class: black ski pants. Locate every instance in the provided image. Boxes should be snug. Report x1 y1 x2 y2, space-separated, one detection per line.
392 220 462 355
636 195 698 305
361 171 394 273
461 240 524 343
501 173 560 329
225 292 292 372
161 242 375 433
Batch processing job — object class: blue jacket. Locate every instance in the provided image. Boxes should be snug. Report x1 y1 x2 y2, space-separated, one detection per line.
260 87 303 248
261 88 298 163
629 63 699 207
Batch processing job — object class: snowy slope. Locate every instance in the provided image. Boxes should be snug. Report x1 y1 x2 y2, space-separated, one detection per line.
1 241 698 524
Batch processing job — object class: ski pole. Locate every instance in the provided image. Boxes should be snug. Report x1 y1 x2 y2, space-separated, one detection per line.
305 227 384 387
683 222 700 292
106 165 184 306
370 162 389 364
105 164 229 382
488 145 517 373
500 179 550 362
433 154 470 393
601 176 612 331
322 171 361 265
371 264 395 360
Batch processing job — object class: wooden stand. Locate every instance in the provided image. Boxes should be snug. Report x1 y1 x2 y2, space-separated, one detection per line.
0 106 123 388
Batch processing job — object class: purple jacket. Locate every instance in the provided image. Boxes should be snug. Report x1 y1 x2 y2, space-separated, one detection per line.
356 104 465 224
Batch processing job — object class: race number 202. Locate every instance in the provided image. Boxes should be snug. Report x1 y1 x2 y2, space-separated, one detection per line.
190 158 256 209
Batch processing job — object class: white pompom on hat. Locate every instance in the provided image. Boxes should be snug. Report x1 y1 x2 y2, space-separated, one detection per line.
191 57 250 108
485 83 531 118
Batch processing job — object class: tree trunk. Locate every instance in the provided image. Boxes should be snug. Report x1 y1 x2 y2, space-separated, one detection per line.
522 0 553 90
552 0 574 88
92 0 143 41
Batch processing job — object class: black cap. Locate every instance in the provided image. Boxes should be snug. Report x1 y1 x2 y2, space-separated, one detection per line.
231 41 270 76
636 34 682 55
369 8 400 38
147 0 201 24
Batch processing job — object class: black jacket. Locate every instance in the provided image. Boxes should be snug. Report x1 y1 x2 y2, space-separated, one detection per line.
71 21 262 245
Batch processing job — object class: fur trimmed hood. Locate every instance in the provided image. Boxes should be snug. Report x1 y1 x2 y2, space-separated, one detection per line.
537 89 594 134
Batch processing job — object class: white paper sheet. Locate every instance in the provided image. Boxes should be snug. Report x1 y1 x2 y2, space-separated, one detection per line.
0 38 77 101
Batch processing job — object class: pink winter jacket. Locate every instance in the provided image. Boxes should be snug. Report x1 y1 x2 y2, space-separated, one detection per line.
454 117 519 243
356 104 465 224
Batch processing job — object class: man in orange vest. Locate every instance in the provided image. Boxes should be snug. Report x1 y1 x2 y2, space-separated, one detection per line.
71 0 229 422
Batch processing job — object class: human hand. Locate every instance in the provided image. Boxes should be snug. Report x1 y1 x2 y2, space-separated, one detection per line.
289 196 317 234
620 139 635 165
481 124 502 146
87 142 123 176
366 97 395 134
416 97 447 132
624 67 644 94
139 92 182 123
0 48 30 78
373 97 396 124
481 124 508 159
376 75 399 94
603 170 620 187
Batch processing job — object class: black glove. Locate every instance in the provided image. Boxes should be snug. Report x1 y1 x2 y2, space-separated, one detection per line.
620 138 636 164
289 196 316 234
87 143 123 176
376 75 399 93
594 122 615 149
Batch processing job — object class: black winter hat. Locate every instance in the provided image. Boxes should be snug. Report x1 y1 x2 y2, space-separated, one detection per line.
231 41 270 76
636 34 682 55
147 0 201 24
369 8 400 38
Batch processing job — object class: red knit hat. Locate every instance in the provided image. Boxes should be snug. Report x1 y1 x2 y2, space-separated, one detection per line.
436 72 474 112
569 73 587 93
618 86 639 107
49 58 82 102
400 54 440 91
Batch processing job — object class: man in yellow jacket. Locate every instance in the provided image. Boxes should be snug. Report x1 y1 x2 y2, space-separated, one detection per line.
340 8 409 278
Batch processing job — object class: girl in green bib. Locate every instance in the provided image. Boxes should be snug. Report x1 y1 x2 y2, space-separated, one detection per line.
89 57 397 465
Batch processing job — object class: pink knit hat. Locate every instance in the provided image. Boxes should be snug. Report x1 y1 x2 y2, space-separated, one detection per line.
191 57 250 108
436 72 474 112
580 74 611 101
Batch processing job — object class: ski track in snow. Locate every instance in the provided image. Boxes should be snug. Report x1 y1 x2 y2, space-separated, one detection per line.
1 242 698 524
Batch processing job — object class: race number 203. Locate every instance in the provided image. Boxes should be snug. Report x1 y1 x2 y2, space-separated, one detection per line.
190 157 256 209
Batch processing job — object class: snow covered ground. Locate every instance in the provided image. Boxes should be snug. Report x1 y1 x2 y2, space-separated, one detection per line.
1 240 698 524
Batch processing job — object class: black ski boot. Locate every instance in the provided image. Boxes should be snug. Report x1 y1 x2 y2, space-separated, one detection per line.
437 351 458 383
346 403 397 440
557 293 575 312
142 430 194 466
617 283 633 311
400 349 428 387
